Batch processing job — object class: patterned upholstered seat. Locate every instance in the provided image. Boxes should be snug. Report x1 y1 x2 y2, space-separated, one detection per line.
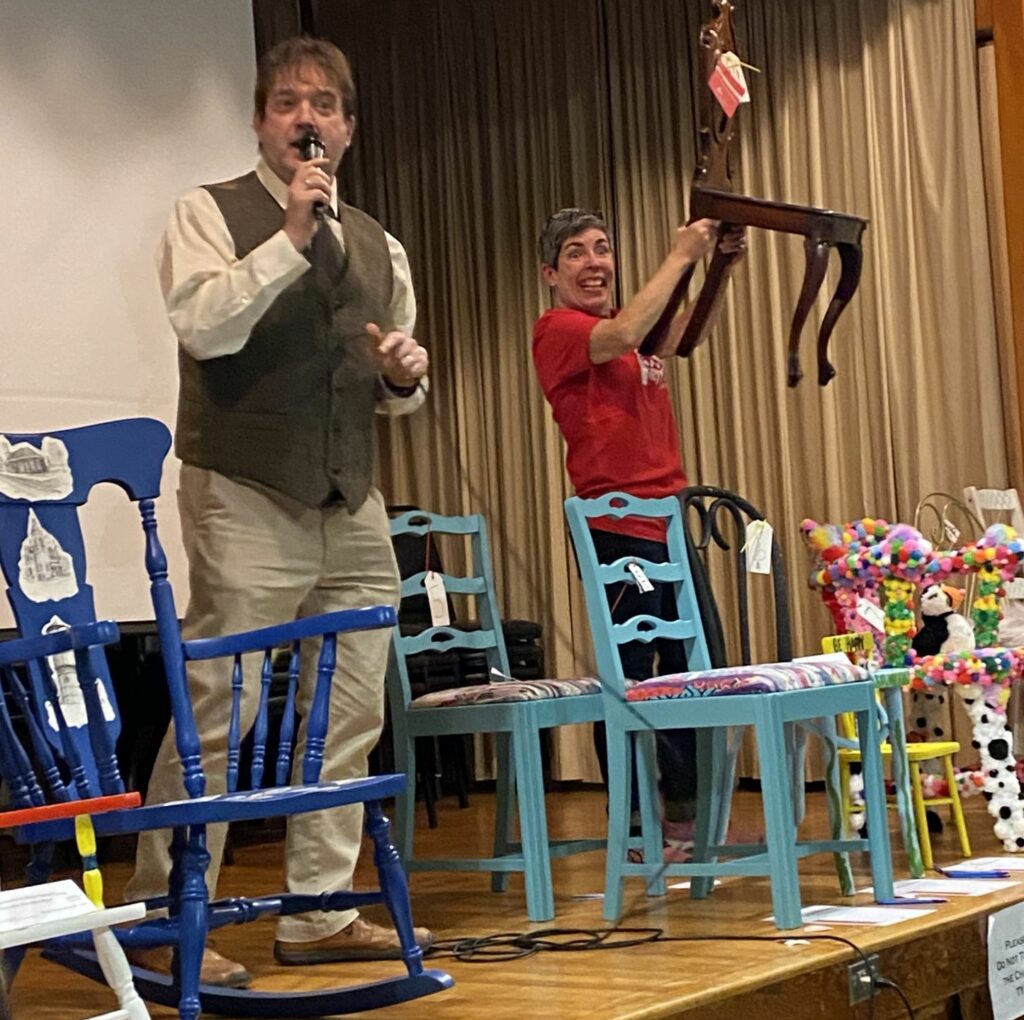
410 676 601 709
626 660 866 702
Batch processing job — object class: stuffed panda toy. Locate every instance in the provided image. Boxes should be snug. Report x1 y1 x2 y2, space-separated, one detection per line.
908 584 975 832
913 583 975 657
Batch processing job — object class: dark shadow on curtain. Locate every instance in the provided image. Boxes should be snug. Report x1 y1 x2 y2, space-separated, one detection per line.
251 0 302 59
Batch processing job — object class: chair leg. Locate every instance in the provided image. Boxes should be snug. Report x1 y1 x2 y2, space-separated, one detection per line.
909 762 933 871
857 698 894 901
787 722 807 827
603 725 632 922
819 717 854 896
366 800 426 976
943 754 972 859
634 729 664 896
754 703 803 930
392 725 417 867
91 927 149 1020
492 731 514 893
882 685 925 878
175 826 210 1020
711 727 739 848
512 716 555 922
691 727 720 900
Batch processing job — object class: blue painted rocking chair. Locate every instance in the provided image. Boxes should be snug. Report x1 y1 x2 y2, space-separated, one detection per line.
0 418 451 1019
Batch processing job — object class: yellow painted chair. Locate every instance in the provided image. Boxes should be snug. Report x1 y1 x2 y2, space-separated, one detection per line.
837 707 970 870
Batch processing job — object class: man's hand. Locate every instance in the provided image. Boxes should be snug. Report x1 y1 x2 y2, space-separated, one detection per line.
283 157 333 252
674 218 720 263
367 323 428 388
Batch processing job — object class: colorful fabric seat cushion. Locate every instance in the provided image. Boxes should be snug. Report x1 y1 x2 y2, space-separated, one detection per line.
410 676 601 708
625 660 867 701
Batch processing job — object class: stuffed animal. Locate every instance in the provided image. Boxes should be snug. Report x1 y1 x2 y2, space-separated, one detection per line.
908 585 974 743
919 773 950 799
914 584 975 655
907 584 976 833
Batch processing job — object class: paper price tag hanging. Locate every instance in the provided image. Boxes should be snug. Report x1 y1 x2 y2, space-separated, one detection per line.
424 571 450 627
720 52 750 104
1004 577 1024 600
709 50 749 117
627 561 655 593
943 519 961 546
856 597 886 632
744 520 773 574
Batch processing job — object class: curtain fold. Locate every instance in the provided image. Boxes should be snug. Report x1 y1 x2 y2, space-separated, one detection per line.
292 0 1009 781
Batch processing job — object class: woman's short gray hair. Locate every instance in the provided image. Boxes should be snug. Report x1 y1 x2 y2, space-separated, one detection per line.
538 208 610 268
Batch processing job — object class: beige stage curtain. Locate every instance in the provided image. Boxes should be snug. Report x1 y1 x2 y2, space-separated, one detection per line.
305 0 1011 781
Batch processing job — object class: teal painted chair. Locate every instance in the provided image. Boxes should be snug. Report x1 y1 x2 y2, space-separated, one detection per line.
564 493 895 929
386 511 605 921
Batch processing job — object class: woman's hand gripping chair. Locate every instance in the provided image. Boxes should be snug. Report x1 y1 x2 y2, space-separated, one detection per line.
0 418 451 1020
565 493 895 929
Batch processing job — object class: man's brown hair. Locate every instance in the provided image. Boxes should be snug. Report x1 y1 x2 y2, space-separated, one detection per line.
254 37 356 118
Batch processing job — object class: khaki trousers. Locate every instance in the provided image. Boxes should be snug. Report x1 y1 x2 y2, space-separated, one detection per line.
124 465 400 942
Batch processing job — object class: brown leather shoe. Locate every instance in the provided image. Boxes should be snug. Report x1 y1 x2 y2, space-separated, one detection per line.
126 946 252 989
274 916 434 964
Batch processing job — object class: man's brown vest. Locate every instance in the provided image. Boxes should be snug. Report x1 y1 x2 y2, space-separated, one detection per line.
175 171 394 510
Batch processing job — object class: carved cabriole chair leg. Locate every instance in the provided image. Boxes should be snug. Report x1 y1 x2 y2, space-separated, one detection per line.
678 244 744 356
787 238 832 387
817 241 864 385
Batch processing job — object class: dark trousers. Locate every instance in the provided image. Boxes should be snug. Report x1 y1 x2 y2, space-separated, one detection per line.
590 528 697 821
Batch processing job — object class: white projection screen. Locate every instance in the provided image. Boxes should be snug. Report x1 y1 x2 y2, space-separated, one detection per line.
0 0 259 627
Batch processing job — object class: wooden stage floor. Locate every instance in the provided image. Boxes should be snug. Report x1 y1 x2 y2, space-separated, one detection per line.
6 787 1020 1019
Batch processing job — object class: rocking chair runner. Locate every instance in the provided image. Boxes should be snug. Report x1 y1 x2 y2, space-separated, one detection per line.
640 1 867 387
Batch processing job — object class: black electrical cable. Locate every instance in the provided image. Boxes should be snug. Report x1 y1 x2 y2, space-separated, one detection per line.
426 929 914 1019
875 977 916 1018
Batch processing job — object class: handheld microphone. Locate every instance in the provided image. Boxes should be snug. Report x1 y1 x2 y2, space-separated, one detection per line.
297 131 327 220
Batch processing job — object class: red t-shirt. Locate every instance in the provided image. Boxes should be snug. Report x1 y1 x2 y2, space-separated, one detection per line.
532 307 687 542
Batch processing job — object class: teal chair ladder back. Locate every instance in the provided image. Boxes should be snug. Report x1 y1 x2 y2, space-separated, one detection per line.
387 510 605 922
0 418 451 1019
564 492 895 930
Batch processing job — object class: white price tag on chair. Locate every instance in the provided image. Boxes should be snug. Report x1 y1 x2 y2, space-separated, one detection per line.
856 598 886 632
1004 577 1024 600
943 520 961 546
424 571 450 627
744 520 773 574
627 561 655 593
